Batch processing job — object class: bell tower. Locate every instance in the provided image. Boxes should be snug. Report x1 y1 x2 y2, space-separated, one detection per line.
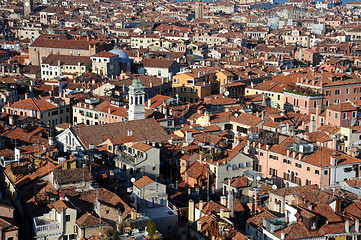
128 78 146 121
24 0 33 16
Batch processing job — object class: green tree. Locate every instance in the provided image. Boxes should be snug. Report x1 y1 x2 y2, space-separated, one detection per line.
147 219 157 238
112 231 120 240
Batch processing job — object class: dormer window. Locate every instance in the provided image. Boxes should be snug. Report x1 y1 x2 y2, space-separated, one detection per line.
311 221 316 230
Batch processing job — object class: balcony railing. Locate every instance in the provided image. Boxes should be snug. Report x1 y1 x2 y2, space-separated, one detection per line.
118 151 136 163
34 217 62 237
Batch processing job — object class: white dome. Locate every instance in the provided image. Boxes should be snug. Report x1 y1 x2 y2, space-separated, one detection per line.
110 48 131 63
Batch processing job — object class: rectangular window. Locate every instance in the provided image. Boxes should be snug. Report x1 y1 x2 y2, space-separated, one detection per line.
335 89 340 95
269 155 278 160
66 215 71 222
269 168 277 177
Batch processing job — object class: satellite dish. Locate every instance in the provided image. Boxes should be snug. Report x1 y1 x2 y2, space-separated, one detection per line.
272 184 277 190
224 91 230 97
256 176 261 181
131 177 136 183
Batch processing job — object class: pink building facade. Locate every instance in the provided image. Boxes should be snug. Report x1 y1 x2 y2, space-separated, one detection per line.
244 132 361 188
284 91 323 115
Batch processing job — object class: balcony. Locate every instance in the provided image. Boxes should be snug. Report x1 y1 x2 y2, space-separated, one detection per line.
118 151 136 163
263 217 288 233
248 128 279 145
33 217 62 238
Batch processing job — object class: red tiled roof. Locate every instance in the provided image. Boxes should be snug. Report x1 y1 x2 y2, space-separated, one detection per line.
30 38 91 50
9 98 57 112
76 212 107 227
72 118 169 148
92 51 118 58
133 176 154 189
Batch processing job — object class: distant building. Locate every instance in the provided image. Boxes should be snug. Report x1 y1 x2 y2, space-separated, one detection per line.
195 2 204 19
41 54 91 80
23 0 33 15
91 51 120 79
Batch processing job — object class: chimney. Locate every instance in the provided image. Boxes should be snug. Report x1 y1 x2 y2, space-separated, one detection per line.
197 221 202 231
147 98 151 109
356 219 360 233
9 115 15 126
330 157 336 166
345 219 350 233
220 196 227 206
227 181 234 218
131 210 137 220
199 200 204 212
281 233 285 240
220 208 225 218
25 93 28 100
49 137 54 146
188 200 195 222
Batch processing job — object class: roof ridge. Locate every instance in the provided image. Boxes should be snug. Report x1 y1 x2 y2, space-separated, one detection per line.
30 98 41 112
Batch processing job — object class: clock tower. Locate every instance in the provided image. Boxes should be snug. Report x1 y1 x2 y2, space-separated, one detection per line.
128 78 146 121
24 0 33 16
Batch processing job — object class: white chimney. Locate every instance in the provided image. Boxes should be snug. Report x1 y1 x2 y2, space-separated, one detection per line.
49 137 54 146
356 219 360 233
220 208 225 218
345 220 350 233
197 221 202 231
281 233 285 240
220 196 227 206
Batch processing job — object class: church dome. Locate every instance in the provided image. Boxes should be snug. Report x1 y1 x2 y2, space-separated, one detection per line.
110 48 131 63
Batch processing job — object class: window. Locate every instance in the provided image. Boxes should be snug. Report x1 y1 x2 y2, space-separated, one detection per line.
334 112 338 119
295 163 302 168
269 155 278 160
269 168 277 176
353 111 357 118
328 111 331 117
324 170 328 175
344 167 352 173
346 88 350 94
335 89 340 95
307 167 310 172
283 159 291 164
315 170 320 175
66 215 71 222
306 179 311 185
108 145 112 151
